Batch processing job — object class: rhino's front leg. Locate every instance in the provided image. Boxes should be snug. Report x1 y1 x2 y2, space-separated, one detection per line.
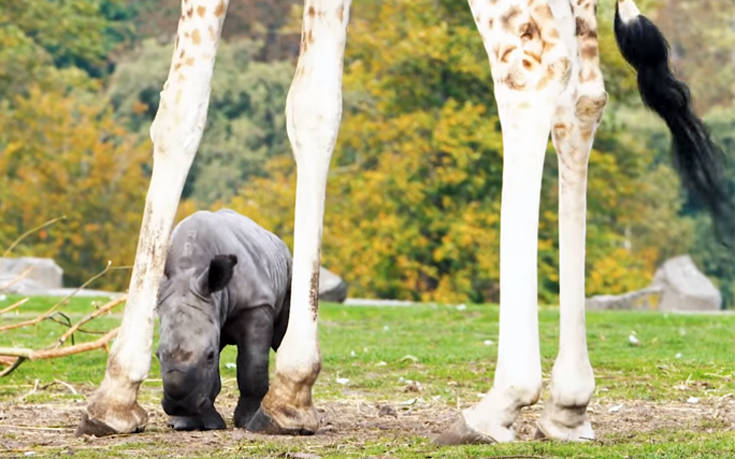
168 407 225 431
232 307 274 428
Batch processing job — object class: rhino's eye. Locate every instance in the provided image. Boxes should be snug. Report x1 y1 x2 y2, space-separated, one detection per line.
206 351 215 362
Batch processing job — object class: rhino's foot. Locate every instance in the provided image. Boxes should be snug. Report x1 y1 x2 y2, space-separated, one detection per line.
168 411 226 431
76 398 147 437
234 398 260 429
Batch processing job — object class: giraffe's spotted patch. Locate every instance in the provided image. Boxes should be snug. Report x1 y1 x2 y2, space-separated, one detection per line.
186 7 193 18
185 57 195 66
552 123 568 140
196 5 206 17
578 67 599 83
520 20 539 41
309 261 320 322
214 0 226 17
500 46 516 63
192 29 201 45
336 4 344 21
500 6 522 31
581 44 598 60
308 6 316 17
575 17 597 39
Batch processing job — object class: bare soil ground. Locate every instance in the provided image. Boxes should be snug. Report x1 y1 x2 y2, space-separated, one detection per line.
2 388 734 458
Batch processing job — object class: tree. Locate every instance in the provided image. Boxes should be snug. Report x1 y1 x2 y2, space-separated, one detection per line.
108 38 294 203
225 0 683 303
0 87 150 289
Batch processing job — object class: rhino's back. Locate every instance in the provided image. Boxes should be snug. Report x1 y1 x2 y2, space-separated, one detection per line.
167 209 291 312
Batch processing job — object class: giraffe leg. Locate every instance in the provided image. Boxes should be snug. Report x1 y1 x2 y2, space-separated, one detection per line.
76 0 229 436
246 0 351 435
537 0 607 442
437 0 572 444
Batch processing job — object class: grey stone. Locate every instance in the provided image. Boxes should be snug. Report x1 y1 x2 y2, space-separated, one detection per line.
0 257 63 293
651 255 721 311
586 287 663 311
586 255 721 312
319 266 348 303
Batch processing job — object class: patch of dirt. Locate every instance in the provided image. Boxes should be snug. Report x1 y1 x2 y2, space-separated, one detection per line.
1 391 735 457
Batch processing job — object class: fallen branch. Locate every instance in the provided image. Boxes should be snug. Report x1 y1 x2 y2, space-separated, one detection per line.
2 215 66 257
0 260 111 333
0 297 28 315
53 295 126 348
0 328 118 360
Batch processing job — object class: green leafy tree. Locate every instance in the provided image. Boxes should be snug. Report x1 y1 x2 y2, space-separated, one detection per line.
108 38 294 203
0 87 150 289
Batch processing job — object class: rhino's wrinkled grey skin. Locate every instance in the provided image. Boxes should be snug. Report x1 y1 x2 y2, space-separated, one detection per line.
156 209 291 430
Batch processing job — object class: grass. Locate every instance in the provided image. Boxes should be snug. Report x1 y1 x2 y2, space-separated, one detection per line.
1 295 735 457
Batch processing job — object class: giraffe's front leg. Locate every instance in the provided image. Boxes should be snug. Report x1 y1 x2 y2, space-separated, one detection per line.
437 0 572 444
537 0 607 442
246 0 351 436
76 0 229 436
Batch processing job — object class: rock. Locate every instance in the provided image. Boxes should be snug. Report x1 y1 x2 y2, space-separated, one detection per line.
651 255 721 311
319 266 348 303
586 287 663 311
0 257 63 293
586 255 721 312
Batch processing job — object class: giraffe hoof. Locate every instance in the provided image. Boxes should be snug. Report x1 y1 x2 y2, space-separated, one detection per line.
434 416 496 445
246 406 318 435
74 403 148 437
535 416 594 442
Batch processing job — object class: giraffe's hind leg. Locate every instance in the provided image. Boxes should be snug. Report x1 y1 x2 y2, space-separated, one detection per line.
536 0 607 442
437 0 572 444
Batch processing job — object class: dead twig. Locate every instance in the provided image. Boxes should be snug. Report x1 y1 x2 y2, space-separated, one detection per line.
2 215 66 257
0 266 33 292
53 295 126 348
0 260 111 333
0 327 118 360
0 297 28 315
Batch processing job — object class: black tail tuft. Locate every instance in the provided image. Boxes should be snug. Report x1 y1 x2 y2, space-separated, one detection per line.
614 3 733 243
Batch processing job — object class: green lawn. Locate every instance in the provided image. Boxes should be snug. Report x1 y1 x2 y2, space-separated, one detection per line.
1 295 734 457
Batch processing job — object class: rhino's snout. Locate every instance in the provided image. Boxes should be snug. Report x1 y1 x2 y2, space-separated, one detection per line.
163 369 191 401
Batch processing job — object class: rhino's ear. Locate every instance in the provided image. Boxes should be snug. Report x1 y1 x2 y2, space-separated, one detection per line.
197 254 238 296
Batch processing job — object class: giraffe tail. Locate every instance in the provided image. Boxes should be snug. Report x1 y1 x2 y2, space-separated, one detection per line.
613 0 734 243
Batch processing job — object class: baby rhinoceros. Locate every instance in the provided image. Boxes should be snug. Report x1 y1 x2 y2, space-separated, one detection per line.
156 209 291 431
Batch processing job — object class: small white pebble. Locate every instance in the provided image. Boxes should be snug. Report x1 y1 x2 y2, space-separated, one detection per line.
0 294 6 301
336 377 350 385
350 350 356 357
225 362 236 369
608 404 623 413
456 304 467 311
483 340 494 346
383 325 390 331
375 361 387 366
687 396 699 404
628 334 640 346
24 453 36 457
675 352 683 359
